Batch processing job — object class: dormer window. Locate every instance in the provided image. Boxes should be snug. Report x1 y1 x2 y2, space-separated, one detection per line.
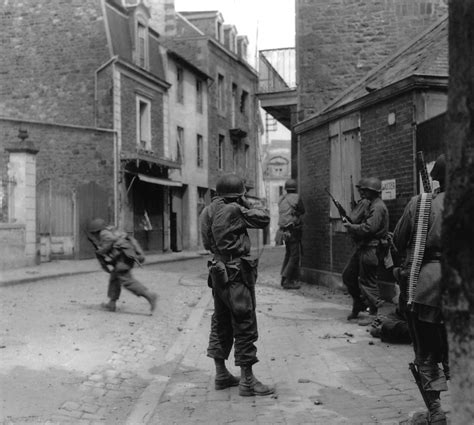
137 22 148 68
216 20 222 42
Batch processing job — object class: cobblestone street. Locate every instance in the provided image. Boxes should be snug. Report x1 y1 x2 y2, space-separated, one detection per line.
0 247 451 424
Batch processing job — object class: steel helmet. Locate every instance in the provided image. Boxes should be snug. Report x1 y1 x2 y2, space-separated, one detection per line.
216 174 246 198
430 154 446 183
361 177 382 193
355 177 368 189
284 179 297 192
88 218 106 233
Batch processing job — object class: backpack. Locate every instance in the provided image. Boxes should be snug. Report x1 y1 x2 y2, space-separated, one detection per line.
108 228 145 264
278 193 301 228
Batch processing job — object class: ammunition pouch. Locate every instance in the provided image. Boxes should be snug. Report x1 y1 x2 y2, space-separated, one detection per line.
208 259 229 288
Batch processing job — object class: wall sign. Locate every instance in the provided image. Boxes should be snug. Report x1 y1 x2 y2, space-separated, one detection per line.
381 179 396 200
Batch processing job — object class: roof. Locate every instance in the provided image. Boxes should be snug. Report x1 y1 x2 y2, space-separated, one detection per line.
322 16 448 112
105 1 166 81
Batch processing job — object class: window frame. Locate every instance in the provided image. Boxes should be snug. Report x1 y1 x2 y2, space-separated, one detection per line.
196 134 204 168
136 20 149 69
196 78 203 114
136 96 152 151
217 73 225 113
177 66 184 104
176 126 184 163
218 134 225 170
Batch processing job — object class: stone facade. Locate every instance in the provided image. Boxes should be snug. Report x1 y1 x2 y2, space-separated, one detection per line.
295 0 448 118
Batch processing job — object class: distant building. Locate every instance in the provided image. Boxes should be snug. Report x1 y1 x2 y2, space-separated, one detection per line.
262 139 291 245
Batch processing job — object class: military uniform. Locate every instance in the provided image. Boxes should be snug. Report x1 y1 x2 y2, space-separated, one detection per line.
278 190 305 289
200 173 274 396
393 190 448 424
343 186 389 318
89 221 157 313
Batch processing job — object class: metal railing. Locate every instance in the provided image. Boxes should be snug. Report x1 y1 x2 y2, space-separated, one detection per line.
258 48 296 93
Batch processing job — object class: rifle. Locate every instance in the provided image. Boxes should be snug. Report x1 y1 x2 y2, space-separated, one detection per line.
324 188 353 224
416 151 432 193
350 175 356 210
409 362 430 411
86 233 111 274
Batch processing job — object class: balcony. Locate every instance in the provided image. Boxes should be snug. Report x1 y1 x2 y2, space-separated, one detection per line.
257 48 297 129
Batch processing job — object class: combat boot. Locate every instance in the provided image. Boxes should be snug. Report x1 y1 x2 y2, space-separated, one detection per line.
426 391 447 424
100 300 116 312
282 279 301 290
347 299 365 320
214 359 239 390
143 291 158 313
239 365 275 396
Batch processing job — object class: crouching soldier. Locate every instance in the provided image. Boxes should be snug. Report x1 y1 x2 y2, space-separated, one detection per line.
87 218 157 314
200 174 275 396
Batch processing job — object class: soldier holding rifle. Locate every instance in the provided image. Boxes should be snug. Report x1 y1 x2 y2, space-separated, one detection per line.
335 177 389 322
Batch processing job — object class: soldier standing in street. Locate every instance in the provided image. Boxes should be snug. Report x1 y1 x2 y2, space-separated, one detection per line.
392 155 448 425
277 178 305 290
343 177 389 322
200 174 275 396
87 218 157 314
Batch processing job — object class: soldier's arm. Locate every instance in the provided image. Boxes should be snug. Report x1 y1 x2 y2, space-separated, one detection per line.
393 197 416 254
96 230 115 257
346 203 383 236
240 205 270 229
199 207 214 252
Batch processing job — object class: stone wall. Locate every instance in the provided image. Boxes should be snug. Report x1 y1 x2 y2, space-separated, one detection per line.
295 0 448 118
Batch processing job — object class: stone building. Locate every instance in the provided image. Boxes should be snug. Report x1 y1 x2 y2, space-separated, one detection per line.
294 16 448 288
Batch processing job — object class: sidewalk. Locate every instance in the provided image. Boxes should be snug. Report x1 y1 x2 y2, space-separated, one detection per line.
0 250 204 287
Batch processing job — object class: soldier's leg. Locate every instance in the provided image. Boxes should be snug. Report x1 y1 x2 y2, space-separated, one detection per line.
117 270 158 312
412 315 448 424
102 271 120 312
343 251 365 319
280 242 291 285
207 286 237 390
281 240 301 289
359 247 383 311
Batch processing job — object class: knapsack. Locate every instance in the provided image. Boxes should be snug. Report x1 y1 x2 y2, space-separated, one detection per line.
108 228 145 264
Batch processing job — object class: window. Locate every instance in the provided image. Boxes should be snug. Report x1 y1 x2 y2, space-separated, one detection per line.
177 126 184 163
216 21 222 41
177 67 184 104
196 79 203 113
244 144 249 168
137 97 151 150
329 114 361 231
240 90 248 115
217 74 225 112
231 83 237 127
137 22 148 68
233 145 238 171
218 134 225 170
197 134 204 168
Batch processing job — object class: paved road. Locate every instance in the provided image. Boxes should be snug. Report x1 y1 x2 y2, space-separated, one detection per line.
0 247 451 424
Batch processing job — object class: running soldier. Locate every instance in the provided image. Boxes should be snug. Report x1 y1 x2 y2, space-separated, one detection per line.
392 155 448 425
200 174 274 396
87 218 157 314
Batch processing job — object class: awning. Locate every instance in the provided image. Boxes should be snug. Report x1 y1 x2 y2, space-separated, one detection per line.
137 173 182 187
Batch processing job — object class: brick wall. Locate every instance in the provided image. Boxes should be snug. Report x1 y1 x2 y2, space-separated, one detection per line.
295 0 448 118
0 119 114 196
299 93 417 276
0 0 109 127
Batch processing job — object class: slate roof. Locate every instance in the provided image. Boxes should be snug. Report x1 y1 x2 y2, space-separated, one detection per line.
323 16 448 112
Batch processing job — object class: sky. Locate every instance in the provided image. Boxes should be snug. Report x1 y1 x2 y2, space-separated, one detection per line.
174 0 295 66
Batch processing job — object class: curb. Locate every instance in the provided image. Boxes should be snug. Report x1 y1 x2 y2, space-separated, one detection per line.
0 253 204 288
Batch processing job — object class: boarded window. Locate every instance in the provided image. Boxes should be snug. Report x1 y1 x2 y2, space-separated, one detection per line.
329 114 361 230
